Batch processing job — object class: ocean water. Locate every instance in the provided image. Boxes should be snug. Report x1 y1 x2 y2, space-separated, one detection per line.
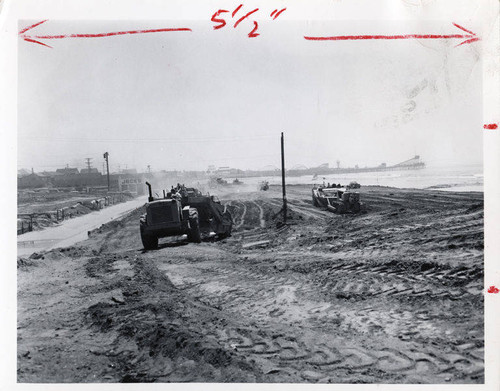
239 164 483 192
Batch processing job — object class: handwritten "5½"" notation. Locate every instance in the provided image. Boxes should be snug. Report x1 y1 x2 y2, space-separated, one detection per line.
211 4 286 38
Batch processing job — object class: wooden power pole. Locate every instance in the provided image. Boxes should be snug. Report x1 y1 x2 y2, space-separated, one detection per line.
103 152 110 191
281 132 287 223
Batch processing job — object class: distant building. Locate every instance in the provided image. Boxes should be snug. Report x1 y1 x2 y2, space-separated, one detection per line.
18 173 51 188
392 155 423 168
118 175 144 195
216 166 232 176
80 168 100 174
56 167 79 175
207 165 216 175
17 168 31 178
120 168 137 175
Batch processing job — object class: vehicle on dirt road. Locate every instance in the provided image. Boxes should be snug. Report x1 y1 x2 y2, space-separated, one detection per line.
208 177 229 188
260 181 269 191
312 184 364 214
140 182 232 250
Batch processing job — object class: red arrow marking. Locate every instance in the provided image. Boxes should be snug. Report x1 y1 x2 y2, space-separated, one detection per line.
19 20 192 48
19 19 49 35
304 23 479 47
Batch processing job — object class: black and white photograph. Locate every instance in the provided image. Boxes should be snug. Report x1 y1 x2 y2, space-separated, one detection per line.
2 0 499 388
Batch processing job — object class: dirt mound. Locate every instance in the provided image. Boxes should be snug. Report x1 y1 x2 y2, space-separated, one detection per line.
80 255 262 382
17 257 38 269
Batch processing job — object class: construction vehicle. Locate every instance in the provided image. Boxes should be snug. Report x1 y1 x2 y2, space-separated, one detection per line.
208 177 229 188
139 182 232 250
312 184 363 214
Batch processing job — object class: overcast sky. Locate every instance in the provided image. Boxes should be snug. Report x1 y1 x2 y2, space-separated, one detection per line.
18 19 482 173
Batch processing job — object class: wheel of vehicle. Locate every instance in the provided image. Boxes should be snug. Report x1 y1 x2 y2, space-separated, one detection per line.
226 212 233 237
336 202 346 214
219 211 233 238
187 213 202 243
140 225 158 250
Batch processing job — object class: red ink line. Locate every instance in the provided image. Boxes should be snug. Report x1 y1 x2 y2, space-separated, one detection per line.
23 37 52 48
455 37 480 47
304 34 472 41
18 20 47 35
28 27 192 40
270 10 277 18
453 22 475 35
487 286 499 294
484 124 498 130
234 8 259 28
274 8 286 19
232 4 243 18
304 23 478 47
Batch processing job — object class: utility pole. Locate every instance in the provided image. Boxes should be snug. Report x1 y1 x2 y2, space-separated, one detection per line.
84 158 93 173
103 152 110 192
281 132 287 223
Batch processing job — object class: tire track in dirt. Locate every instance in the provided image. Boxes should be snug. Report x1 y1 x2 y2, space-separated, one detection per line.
234 201 247 230
175 188 482 382
265 198 329 220
253 201 266 228
157 250 482 383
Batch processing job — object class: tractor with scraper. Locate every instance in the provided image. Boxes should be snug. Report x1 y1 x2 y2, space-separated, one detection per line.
312 183 365 214
140 182 232 250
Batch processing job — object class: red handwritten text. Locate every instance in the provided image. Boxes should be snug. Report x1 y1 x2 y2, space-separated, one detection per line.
211 4 286 38
487 286 499 294
484 124 498 130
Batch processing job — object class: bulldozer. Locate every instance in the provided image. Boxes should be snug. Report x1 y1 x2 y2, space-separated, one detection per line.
312 184 363 214
260 181 269 191
139 182 232 250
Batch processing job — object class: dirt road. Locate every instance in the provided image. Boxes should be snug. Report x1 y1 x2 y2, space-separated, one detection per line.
17 197 147 256
17 185 484 383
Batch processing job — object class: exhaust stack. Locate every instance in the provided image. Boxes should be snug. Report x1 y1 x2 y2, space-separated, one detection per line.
145 182 154 202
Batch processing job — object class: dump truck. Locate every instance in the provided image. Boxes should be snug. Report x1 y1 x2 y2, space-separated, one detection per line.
139 182 232 250
312 184 363 214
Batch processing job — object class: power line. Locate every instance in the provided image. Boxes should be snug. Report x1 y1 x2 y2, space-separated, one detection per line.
19 135 277 144
84 157 93 173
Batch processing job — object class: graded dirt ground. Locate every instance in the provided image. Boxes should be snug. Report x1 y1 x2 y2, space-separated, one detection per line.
17 185 484 383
